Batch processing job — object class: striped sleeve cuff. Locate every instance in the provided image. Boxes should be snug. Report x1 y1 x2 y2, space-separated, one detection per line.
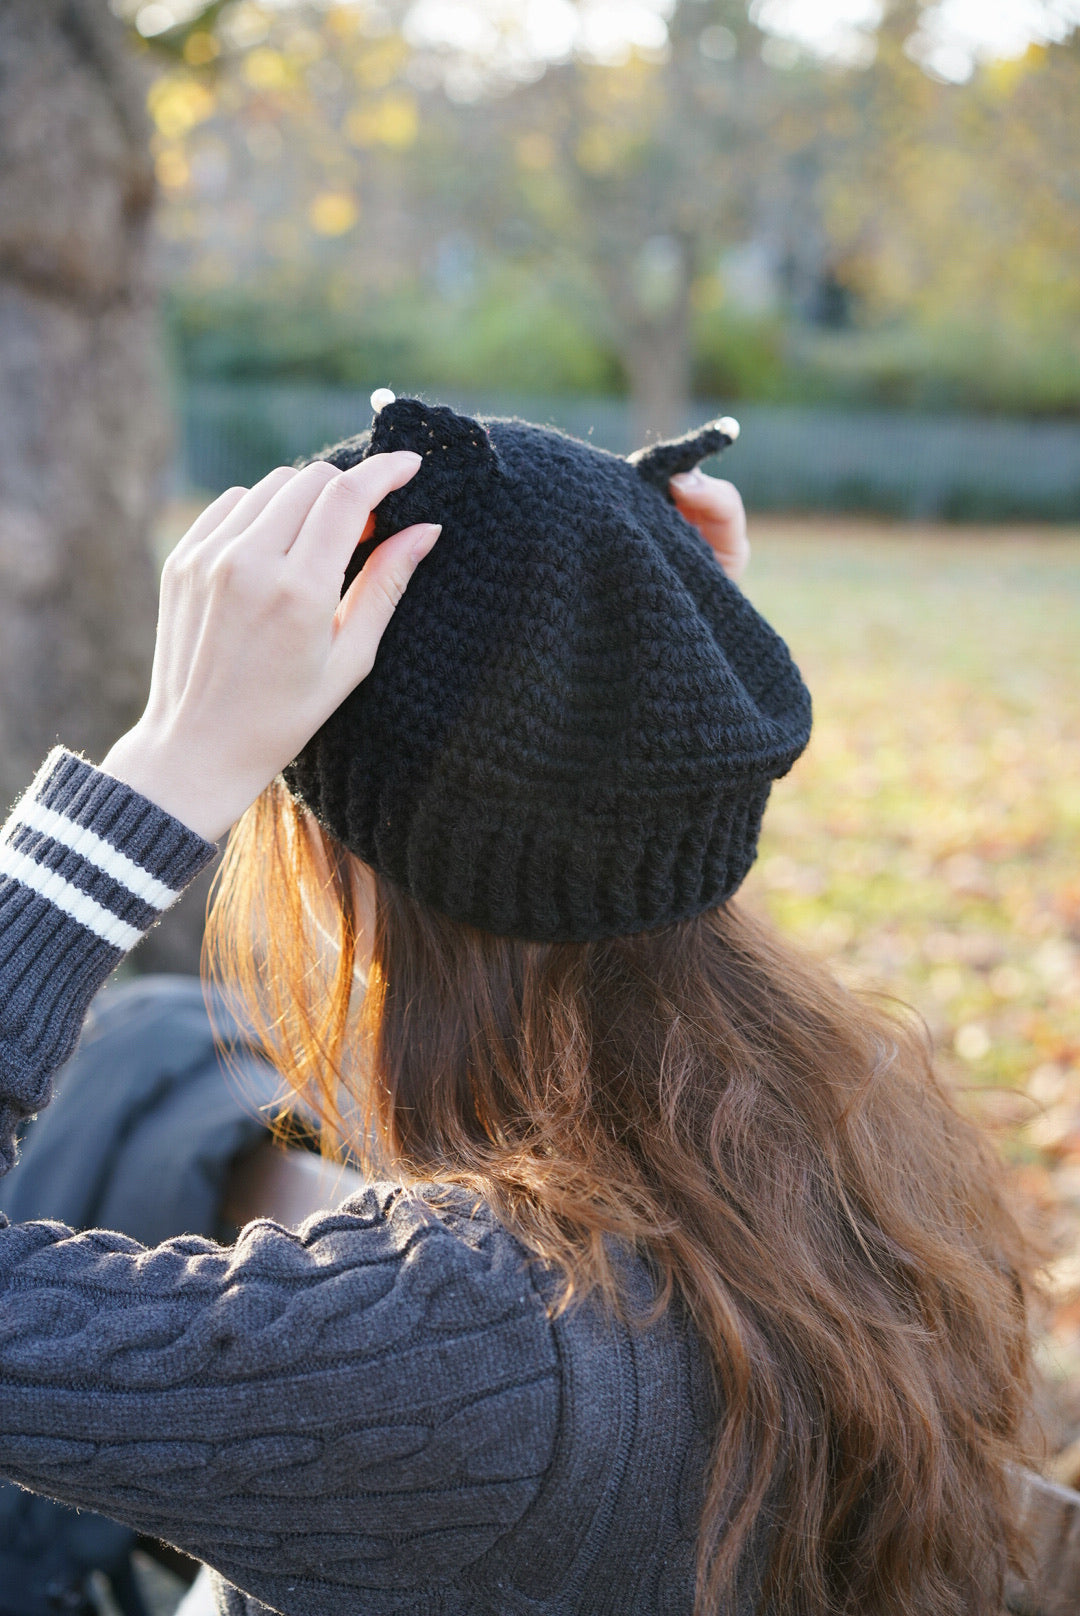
0 749 218 1163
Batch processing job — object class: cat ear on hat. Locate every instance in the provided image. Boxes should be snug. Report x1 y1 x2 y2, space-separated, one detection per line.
310 392 502 479
368 391 502 482
332 392 503 594
628 416 739 499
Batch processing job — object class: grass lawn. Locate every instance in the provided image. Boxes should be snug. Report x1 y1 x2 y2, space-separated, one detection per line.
739 518 1080 1468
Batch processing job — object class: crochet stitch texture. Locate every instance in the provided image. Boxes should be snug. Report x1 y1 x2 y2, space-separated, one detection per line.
285 399 812 942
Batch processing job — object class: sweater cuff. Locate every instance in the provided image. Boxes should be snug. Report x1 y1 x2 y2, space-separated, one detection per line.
0 747 218 1089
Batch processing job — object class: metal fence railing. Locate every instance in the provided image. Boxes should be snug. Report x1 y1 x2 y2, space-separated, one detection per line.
175 384 1080 522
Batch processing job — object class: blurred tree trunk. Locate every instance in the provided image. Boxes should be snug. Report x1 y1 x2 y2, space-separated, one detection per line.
621 316 693 445
0 0 213 971
616 235 694 444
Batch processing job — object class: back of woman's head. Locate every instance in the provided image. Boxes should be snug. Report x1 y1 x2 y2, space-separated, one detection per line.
206 780 1037 1616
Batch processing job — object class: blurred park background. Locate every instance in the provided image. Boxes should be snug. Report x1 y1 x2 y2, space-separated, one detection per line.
0 0 1079 1483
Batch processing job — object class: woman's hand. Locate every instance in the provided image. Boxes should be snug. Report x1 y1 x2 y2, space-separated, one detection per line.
101 453 435 843
670 470 749 582
98 454 743 845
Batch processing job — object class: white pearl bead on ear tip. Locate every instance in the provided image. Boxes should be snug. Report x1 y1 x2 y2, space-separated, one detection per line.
717 416 740 441
370 388 396 413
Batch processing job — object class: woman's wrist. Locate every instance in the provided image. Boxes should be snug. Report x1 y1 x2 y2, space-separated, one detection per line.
99 725 238 844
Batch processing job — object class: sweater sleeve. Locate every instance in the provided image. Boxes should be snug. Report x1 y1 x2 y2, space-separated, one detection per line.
0 752 560 1612
0 747 218 1175
0 1190 560 1611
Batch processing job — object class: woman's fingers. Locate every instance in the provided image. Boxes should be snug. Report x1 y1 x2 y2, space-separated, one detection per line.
670 470 750 582
286 451 423 582
169 466 315 565
189 465 305 558
167 484 250 557
222 460 342 559
670 469 744 531
330 521 441 691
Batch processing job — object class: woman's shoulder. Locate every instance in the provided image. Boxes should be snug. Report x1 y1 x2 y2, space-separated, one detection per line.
329 1177 552 1328
340 1179 705 1387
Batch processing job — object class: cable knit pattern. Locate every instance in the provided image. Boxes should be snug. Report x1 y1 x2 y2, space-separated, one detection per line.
0 1189 561 1615
0 755 754 1614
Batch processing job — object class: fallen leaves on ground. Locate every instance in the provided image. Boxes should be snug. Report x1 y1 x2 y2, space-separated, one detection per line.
740 518 1080 1476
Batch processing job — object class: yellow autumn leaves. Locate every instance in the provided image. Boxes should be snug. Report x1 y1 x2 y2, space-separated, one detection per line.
146 24 420 237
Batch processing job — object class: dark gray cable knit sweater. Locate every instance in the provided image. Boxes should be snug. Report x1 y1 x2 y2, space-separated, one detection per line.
0 750 725 1616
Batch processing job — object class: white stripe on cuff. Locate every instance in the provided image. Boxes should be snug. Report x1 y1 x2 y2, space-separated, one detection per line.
0 842 143 951
5 798 180 911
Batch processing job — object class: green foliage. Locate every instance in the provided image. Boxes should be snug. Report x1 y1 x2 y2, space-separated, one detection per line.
136 0 1080 429
423 279 626 396
695 309 1080 417
691 308 787 400
165 290 416 387
164 274 625 397
168 283 1080 418
783 325 1080 417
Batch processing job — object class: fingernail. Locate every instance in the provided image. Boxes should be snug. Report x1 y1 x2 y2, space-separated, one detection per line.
340 449 422 478
359 450 421 471
671 468 705 489
411 523 441 561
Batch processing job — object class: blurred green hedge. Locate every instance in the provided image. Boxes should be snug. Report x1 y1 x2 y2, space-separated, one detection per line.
176 383 1080 522
164 278 624 397
166 282 1080 418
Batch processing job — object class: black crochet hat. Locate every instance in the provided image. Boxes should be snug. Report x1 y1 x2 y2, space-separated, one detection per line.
284 396 812 942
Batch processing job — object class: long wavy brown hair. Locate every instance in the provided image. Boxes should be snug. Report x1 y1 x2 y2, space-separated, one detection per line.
206 776 1038 1616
